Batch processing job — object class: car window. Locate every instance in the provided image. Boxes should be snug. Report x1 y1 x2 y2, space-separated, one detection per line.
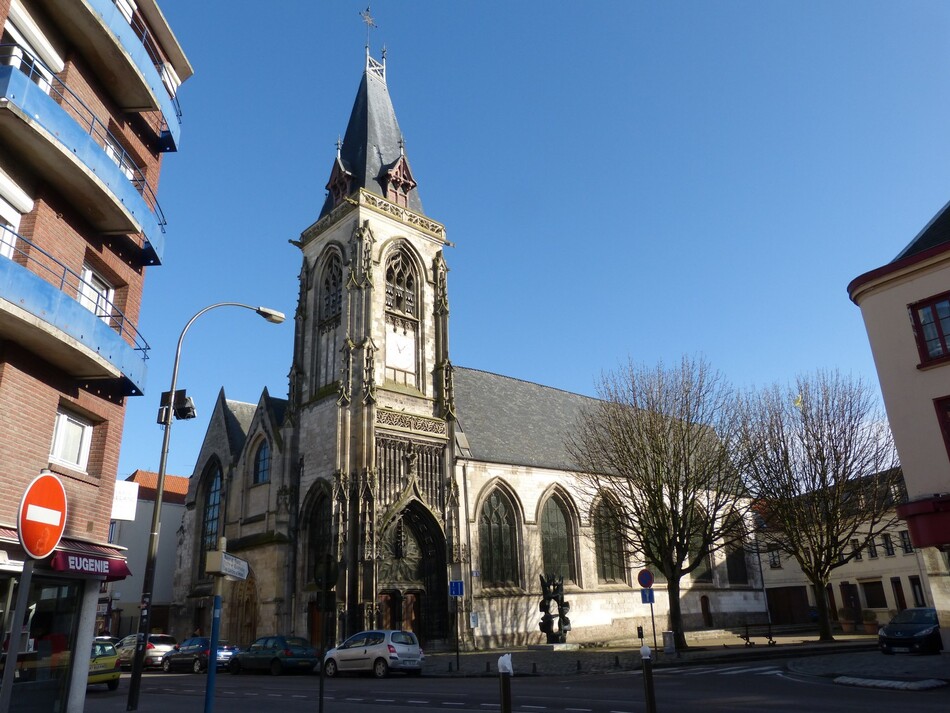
367 633 385 645
249 637 267 650
391 631 417 645
119 635 137 648
284 637 310 649
342 634 366 649
149 635 176 646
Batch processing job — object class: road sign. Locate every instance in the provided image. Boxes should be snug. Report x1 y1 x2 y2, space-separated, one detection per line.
637 568 654 589
18 472 67 559
449 579 464 597
641 589 655 604
205 550 249 580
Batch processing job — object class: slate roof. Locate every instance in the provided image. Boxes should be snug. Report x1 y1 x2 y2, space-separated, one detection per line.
223 398 257 456
319 57 423 218
453 367 599 471
894 198 950 261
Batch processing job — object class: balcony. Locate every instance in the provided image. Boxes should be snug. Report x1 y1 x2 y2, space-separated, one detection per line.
34 0 184 151
0 57 167 264
0 226 148 397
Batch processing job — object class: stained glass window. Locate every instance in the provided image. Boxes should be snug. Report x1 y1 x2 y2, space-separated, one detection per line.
200 461 223 574
479 491 518 586
593 500 625 583
541 497 575 583
253 440 270 485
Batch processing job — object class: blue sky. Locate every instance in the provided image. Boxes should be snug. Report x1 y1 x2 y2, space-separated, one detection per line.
118 1 950 479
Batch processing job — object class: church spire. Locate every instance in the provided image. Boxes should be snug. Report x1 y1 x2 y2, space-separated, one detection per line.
320 50 423 218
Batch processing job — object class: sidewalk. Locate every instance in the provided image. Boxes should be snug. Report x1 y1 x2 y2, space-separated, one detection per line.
423 629 950 689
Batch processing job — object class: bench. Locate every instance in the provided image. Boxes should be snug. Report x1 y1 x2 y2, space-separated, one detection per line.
737 623 776 647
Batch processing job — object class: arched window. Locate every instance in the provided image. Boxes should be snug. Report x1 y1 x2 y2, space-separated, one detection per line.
724 513 748 584
479 490 518 587
540 497 575 583
253 440 270 485
593 500 626 584
307 495 333 585
384 247 418 387
316 252 343 390
200 461 223 574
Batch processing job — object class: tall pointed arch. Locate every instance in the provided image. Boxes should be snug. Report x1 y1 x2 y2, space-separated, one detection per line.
198 457 224 577
538 488 578 584
314 247 344 391
384 242 421 388
592 494 626 584
477 483 522 588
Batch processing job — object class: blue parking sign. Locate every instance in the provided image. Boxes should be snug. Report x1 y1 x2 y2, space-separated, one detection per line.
641 589 655 604
449 580 464 597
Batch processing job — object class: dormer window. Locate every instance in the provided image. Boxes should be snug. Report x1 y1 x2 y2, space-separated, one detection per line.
384 156 416 208
326 159 353 209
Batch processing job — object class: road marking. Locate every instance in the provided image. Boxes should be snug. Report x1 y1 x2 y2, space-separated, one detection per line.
522 707 547 710
375 700 395 703
408 701 430 704
721 666 780 675
565 709 592 712
442 703 465 707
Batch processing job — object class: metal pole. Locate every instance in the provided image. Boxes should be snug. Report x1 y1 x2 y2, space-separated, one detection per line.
455 597 460 672
127 303 284 711
499 670 511 713
640 646 657 713
204 590 222 713
650 599 658 651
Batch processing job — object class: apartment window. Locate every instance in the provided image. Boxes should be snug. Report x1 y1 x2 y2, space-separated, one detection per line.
851 539 862 561
49 408 93 471
911 292 950 363
860 580 887 609
767 545 782 569
909 576 926 607
78 264 115 324
1 16 57 94
0 219 15 259
882 533 895 556
867 537 878 559
104 137 135 180
899 530 914 554
116 0 137 23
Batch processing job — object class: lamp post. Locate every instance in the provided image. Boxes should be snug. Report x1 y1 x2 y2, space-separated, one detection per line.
127 302 284 711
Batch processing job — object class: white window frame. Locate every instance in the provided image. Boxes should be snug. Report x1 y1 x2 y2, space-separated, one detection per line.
104 138 135 181
116 0 137 24
50 408 93 472
78 264 115 324
0 196 20 259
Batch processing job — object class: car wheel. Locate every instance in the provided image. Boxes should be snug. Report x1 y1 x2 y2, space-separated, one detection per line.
270 659 283 676
107 678 119 691
324 659 338 678
193 658 204 674
162 658 172 672
373 658 389 679
228 659 242 675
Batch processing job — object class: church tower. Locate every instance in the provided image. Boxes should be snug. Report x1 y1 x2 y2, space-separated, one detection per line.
287 50 459 645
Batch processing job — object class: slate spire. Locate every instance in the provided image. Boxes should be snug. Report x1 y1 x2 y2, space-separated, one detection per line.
320 49 422 218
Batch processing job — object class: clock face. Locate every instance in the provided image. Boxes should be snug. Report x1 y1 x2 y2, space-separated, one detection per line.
386 325 415 372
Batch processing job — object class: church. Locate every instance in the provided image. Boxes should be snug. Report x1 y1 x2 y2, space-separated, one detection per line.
171 50 766 650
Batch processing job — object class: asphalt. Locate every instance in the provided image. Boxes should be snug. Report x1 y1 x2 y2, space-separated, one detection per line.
422 629 950 691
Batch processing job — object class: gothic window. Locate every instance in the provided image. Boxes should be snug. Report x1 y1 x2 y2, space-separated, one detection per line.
724 513 748 585
384 247 418 387
593 500 626 584
540 497 575 583
200 460 223 575
253 440 270 485
307 495 333 585
479 490 519 587
316 252 343 390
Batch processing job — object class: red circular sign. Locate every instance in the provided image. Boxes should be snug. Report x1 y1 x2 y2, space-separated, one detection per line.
18 472 67 559
637 568 655 589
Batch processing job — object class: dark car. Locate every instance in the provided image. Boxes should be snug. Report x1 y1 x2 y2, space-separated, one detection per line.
161 637 239 673
879 607 943 655
115 633 178 669
228 635 319 676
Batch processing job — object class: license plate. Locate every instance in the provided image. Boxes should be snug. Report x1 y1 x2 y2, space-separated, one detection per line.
892 647 910 652
403 659 417 665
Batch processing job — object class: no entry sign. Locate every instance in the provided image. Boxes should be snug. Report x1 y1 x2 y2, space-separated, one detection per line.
18 472 67 559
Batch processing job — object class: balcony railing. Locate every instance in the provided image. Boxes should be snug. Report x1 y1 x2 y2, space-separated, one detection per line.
110 0 183 123
0 44 167 232
0 224 149 359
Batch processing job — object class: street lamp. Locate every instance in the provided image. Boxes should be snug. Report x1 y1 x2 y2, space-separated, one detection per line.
127 303 284 711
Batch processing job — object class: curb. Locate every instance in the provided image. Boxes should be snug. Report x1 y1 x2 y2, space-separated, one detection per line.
834 675 947 691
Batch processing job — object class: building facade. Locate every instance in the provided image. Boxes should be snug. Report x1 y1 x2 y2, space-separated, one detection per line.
173 51 767 651
849 201 950 625
0 2 190 710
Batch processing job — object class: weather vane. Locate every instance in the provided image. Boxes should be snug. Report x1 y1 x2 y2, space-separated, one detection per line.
360 6 377 50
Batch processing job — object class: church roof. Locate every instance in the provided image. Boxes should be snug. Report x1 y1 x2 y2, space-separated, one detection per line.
319 53 423 218
223 398 257 456
453 367 598 472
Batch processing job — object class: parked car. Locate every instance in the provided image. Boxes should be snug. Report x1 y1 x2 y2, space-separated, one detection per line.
115 633 178 670
88 640 121 690
879 607 944 655
227 635 319 676
161 637 239 673
323 630 424 678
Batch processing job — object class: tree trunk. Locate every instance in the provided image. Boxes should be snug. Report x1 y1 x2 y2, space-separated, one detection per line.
810 577 835 642
667 577 689 650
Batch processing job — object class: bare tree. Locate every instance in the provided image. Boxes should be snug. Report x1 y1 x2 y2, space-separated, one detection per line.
739 370 900 642
567 356 751 650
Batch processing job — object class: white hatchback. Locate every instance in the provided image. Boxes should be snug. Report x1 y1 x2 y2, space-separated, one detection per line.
324 630 423 678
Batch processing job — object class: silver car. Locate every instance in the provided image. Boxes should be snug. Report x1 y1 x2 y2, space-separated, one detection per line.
115 633 177 670
323 630 423 678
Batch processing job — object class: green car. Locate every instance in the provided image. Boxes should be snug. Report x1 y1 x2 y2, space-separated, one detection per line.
227 635 319 676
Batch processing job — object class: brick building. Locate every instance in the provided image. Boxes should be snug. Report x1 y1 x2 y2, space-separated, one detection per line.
0 2 190 710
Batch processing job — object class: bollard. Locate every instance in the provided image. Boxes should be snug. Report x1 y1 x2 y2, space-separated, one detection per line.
449 661 453 672
486 661 491 673
532 662 537 674
498 654 513 713
615 655 620 668
576 660 581 671
640 645 657 713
